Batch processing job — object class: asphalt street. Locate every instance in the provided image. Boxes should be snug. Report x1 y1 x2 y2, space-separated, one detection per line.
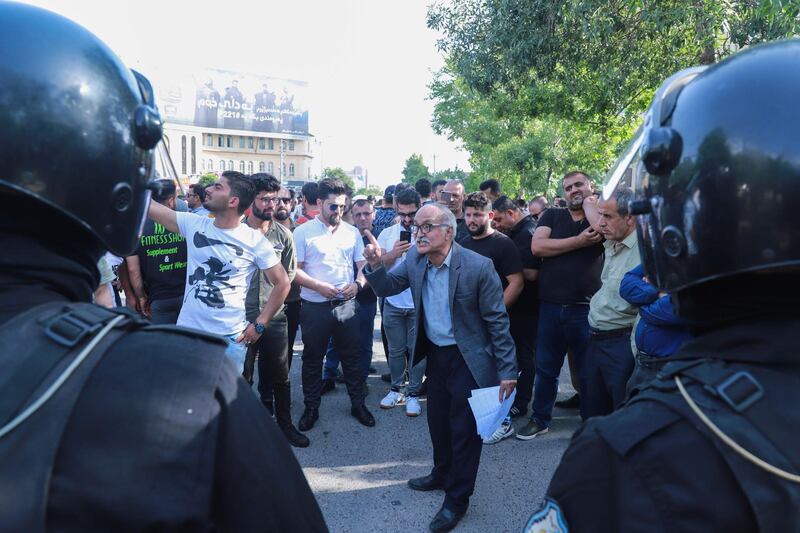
276 315 581 533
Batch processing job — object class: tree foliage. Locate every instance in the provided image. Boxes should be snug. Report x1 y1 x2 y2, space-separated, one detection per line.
197 173 218 188
356 185 383 197
427 0 800 196
321 167 355 190
401 153 432 184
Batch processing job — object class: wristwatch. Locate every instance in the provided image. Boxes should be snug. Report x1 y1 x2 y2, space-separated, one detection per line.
253 322 266 335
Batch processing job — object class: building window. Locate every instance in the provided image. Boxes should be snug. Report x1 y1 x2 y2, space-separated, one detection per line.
218 135 223 147
282 163 287 177
180 136 187 175
259 138 265 150
206 134 213 147
288 140 295 151
239 161 245 173
268 138 274 150
229 160 234 171
191 137 197 174
217 160 222 171
259 161 265 172
268 162 274 174
226 136 232 148
289 163 295 177
247 161 253 174
248 137 254 149
239 136 245 149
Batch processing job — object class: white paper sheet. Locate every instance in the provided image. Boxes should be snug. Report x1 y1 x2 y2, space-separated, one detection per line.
468 386 516 440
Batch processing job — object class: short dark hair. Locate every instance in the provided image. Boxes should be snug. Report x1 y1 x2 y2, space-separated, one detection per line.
492 195 520 213
317 177 347 200
151 178 176 204
189 183 206 202
414 178 432 198
221 170 256 215
383 184 396 203
432 179 447 189
301 181 319 204
249 173 281 194
463 191 492 212
352 198 371 209
516 198 527 208
394 183 411 195
562 170 590 183
395 188 421 207
479 178 500 195
607 186 634 216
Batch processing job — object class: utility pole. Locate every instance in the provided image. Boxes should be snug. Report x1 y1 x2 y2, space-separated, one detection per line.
432 154 437 174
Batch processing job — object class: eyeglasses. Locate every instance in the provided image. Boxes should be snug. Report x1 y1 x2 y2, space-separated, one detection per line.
328 203 347 212
279 197 291 203
398 210 418 219
255 196 281 205
411 223 449 234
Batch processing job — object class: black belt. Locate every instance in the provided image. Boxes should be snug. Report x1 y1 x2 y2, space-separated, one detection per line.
590 327 632 340
301 298 353 307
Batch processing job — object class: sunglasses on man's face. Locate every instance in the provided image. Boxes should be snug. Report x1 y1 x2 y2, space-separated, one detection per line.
328 203 346 212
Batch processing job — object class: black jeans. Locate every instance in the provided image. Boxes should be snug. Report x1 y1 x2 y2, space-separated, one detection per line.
242 311 293 428
584 329 635 418
509 312 537 412
285 299 301 370
300 299 365 410
427 343 482 514
149 296 182 325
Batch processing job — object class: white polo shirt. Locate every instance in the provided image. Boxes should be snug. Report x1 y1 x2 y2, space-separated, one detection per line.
294 216 364 303
377 223 415 309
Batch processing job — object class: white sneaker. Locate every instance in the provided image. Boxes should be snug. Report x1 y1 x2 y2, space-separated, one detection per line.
406 396 421 417
380 390 404 409
483 422 515 444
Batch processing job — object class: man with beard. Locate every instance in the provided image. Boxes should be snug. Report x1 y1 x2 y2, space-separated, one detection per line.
242 174 308 448
272 185 303 368
460 192 524 444
438 180 469 242
187 183 210 217
292 178 375 430
517 171 604 440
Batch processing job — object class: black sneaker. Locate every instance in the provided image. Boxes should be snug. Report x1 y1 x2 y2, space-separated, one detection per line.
515 420 549 440
555 393 580 409
320 379 336 395
509 405 527 418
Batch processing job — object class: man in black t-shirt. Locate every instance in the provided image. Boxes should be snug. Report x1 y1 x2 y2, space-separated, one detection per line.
492 196 542 421
126 179 187 324
517 171 604 441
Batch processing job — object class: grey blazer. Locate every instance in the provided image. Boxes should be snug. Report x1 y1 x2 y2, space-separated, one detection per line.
365 242 517 388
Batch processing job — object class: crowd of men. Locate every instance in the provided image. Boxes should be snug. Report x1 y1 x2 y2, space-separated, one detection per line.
98 167 692 531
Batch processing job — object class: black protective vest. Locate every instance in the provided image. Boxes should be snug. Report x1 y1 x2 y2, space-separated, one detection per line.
628 359 800 532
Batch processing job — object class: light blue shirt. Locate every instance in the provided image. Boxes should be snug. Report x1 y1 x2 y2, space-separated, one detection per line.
422 247 455 347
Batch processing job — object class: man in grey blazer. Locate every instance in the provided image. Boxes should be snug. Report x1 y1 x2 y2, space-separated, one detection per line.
363 203 517 532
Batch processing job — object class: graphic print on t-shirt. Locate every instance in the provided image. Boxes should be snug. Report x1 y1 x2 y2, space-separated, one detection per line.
194 232 244 256
187 256 234 308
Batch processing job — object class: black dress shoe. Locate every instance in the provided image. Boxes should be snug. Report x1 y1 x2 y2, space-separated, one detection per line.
320 379 336 395
281 424 310 448
418 379 428 398
350 405 376 427
408 474 445 492
298 408 319 431
429 506 465 532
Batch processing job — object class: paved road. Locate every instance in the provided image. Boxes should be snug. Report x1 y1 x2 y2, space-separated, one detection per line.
278 316 580 533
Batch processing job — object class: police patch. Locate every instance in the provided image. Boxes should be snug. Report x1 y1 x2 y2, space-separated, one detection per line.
524 498 568 533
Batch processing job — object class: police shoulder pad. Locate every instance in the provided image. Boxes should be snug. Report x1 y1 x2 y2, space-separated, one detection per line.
524 498 569 533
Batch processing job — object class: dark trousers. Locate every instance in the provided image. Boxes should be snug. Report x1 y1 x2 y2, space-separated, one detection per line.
530 302 591 426
300 299 365 410
584 329 635 418
509 312 537 412
626 351 668 396
149 296 182 325
426 343 481 514
323 298 377 381
285 299 301 370
242 311 293 428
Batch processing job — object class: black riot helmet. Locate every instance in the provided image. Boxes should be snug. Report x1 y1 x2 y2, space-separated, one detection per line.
0 2 163 256
605 40 800 294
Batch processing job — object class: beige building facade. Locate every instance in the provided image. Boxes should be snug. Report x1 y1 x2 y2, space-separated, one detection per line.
163 122 314 185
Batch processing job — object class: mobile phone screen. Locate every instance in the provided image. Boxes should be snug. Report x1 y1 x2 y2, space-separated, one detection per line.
440 191 453 202
400 230 412 243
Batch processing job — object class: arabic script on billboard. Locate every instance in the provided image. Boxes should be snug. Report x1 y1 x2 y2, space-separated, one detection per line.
157 68 309 135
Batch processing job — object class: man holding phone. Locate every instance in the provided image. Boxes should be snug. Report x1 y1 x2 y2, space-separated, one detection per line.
517 171 605 441
376 188 425 416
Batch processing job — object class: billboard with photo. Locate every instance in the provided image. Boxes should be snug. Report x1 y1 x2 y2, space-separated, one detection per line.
156 68 309 136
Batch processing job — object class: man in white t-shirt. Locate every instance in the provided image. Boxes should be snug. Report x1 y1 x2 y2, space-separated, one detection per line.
293 177 374 431
376 187 426 417
148 171 290 370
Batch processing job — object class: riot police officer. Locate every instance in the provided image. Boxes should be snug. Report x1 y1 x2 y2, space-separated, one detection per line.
525 40 800 532
0 3 327 531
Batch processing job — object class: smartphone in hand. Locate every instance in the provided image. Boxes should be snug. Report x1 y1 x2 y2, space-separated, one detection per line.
400 230 412 243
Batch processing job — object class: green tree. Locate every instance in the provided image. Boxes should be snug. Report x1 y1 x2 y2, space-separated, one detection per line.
197 173 218 188
321 167 355 190
401 153 432 184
